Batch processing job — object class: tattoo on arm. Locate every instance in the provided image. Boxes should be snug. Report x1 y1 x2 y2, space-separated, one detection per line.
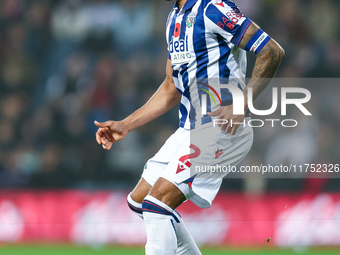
239 22 285 106
247 39 285 101
252 39 285 79
238 22 260 49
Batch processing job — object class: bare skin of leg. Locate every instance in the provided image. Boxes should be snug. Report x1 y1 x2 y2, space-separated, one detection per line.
130 178 152 204
130 177 186 210
149 177 186 209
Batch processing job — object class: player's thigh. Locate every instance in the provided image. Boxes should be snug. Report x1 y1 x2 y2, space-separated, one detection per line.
149 177 186 210
130 178 152 204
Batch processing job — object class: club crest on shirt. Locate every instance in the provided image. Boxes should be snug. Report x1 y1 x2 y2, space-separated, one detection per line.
186 12 197 28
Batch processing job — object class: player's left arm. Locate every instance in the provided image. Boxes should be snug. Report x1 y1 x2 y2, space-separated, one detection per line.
239 22 285 104
209 22 285 134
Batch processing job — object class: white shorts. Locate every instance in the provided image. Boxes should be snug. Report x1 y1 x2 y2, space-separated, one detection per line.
142 119 253 208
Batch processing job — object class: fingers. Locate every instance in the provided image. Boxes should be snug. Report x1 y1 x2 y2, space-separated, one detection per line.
98 131 115 150
225 121 235 134
100 134 108 145
96 128 104 144
221 121 237 134
224 119 241 135
102 128 115 143
94 120 113 129
96 127 115 149
207 107 222 117
230 123 240 135
101 141 113 150
220 121 228 130
94 120 118 150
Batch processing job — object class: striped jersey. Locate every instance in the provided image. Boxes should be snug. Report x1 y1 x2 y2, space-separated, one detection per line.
166 0 252 129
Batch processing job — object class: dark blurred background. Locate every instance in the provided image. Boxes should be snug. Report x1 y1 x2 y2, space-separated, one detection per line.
0 0 339 192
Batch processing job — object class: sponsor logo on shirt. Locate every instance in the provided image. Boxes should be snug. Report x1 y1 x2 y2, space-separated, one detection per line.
169 35 193 65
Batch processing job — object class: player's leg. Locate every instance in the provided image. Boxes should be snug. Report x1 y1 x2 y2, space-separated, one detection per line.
143 177 201 255
150 178 202 255
142 177 185 255
127 128 201 254
127 177 201 255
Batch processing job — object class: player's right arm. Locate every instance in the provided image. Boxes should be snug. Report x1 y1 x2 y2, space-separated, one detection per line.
95 59 181 150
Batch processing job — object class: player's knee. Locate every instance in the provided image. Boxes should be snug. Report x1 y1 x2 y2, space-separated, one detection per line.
129 178 152 204
130 191 143 204
127 193 143 218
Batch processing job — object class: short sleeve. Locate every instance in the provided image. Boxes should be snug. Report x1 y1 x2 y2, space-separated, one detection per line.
205 0 252 46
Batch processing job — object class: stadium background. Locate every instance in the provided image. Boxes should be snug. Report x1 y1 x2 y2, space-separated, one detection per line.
0 0 339 253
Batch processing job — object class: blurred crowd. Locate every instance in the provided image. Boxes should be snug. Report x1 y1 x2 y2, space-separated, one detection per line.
0 0 339 192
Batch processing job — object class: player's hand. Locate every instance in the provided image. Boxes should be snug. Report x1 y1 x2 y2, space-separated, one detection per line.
207 105 245 135
94 120 129 150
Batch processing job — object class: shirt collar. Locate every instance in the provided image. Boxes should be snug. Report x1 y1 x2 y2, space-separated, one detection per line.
174 0 198 11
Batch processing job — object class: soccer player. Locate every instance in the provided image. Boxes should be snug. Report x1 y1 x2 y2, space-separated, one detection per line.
95 0 284 254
